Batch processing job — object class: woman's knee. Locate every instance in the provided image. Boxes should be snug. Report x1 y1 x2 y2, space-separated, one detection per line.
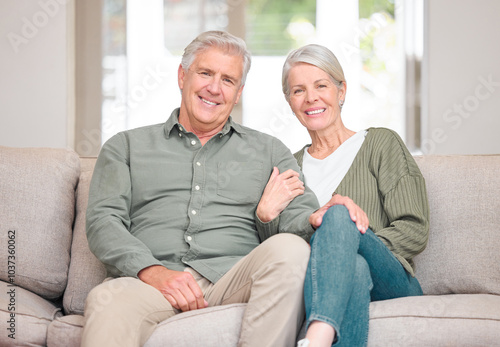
314 205 359 243
323 204 351 222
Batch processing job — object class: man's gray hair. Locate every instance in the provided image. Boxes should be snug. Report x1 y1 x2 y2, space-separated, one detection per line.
282 44 345 101
181 30 252 85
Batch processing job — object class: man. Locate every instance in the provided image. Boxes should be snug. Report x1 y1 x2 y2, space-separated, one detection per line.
83 31 330 347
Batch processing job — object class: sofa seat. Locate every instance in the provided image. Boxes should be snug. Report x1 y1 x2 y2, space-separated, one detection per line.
368 294 500 346
47 303 247 347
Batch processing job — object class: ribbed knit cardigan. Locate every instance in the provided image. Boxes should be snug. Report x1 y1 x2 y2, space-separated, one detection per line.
294 127 429 276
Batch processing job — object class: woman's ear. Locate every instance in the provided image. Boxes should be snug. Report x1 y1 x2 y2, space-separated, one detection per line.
339 81 347 100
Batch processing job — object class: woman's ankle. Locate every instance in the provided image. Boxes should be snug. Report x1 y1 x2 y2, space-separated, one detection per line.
304 321 336 347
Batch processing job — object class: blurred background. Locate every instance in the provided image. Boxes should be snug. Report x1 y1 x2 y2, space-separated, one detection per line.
1 0 499 156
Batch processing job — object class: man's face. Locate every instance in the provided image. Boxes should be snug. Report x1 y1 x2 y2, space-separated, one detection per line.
178 47 244 134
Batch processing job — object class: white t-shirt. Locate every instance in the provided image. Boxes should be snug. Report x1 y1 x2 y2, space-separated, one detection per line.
302 130 367 206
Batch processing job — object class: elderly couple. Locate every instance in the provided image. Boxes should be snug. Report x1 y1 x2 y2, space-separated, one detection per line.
83 31 429 347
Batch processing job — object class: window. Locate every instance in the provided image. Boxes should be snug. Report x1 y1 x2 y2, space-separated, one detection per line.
99 0 422 153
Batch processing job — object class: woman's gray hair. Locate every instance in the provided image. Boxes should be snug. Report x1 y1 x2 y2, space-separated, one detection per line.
282 44 345 101
181 30 252 85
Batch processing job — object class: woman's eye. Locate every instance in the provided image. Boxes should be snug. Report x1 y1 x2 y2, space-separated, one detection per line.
293 89 303 94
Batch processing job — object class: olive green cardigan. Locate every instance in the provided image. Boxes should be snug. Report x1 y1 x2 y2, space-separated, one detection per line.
294 128 429 276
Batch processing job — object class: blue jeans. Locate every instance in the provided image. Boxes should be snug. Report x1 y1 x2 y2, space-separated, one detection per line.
304 205 423 347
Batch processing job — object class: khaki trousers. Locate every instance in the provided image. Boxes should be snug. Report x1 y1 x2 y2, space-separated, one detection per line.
81 233 310 347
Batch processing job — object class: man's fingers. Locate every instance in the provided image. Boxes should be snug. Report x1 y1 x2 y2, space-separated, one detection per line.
271 166 279 179
164 293 180 310
166 287 203 312
155 270 207 312
187 281 208 310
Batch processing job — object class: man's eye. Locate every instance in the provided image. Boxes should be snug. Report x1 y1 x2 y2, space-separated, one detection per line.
223 78 234 84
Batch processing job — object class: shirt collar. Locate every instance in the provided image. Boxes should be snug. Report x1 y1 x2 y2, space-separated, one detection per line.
164 108 247 138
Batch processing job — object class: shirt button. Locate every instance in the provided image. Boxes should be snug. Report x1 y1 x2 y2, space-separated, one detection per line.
191 210 197 215
179 126 184 131
178 133 182 137
187 236 192 241
191 140 196 145
195 185 200 190
196 162 201 166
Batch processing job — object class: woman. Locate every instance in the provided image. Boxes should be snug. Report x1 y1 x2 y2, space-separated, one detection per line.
257 44 429 347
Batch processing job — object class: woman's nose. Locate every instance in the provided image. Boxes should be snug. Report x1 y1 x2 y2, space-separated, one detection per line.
305 89 318 103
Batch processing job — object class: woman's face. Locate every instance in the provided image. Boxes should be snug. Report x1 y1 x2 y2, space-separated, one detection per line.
287 63 346 132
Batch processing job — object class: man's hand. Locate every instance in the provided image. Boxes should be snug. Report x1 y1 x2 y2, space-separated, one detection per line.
309 194 369 233
138 265 208 312
256 167 305 222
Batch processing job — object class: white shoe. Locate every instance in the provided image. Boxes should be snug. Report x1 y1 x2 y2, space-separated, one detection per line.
297 338 310 347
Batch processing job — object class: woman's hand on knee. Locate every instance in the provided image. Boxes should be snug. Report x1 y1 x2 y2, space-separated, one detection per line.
332 194 369 233
309 194 369 233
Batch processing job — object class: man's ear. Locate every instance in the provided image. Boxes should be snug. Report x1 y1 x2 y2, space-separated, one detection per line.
178 64 185 90
234 84 244 105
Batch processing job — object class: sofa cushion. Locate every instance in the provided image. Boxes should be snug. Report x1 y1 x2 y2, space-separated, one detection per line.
46 304 247 347
63 159 106 315
47 314 84 347
0 281 62 346
0 146 80 299
414 155 500 295
368 294 500 346
144 304 247 347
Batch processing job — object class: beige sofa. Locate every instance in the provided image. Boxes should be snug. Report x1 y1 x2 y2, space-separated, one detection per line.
1 145 499 346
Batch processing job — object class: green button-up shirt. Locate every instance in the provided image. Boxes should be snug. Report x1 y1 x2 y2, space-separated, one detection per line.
86 109 319 283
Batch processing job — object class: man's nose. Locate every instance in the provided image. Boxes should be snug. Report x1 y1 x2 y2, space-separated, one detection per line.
206 77 222 94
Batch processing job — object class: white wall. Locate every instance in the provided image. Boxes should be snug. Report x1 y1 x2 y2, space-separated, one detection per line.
0 0 72 149
423 0 500 155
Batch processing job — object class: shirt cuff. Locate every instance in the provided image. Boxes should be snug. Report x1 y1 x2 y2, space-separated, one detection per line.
255 212 280 240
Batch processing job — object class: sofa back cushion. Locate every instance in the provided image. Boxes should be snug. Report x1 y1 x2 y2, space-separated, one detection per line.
0 146 80 299
63 158 106 315
413 155 500 295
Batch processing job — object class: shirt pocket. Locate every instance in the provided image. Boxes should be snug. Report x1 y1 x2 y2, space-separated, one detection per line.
217 161 263 203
